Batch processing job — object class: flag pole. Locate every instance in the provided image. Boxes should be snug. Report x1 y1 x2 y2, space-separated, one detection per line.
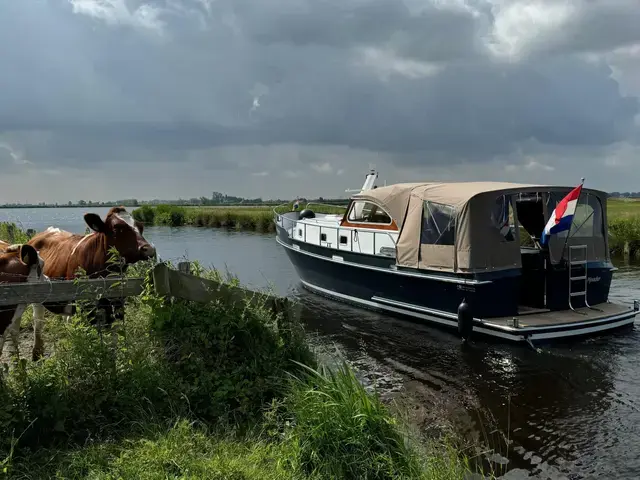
561 178 585 264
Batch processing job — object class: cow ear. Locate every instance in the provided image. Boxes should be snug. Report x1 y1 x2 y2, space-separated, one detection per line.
84 213 106 233
20 244 38 266
135 221 144 234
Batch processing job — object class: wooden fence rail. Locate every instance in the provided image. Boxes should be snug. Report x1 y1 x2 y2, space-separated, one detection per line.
0 261 299 320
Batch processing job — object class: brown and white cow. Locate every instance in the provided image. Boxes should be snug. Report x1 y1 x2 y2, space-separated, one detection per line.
27 207 156 359
0 240 47 359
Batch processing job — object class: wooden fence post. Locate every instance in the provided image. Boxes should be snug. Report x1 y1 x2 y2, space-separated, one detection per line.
152 263 172 299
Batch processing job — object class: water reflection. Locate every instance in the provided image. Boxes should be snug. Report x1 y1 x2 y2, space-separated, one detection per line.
299 290 640 479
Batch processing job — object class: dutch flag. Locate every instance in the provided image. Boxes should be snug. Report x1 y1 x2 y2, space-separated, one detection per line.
540 182 584 245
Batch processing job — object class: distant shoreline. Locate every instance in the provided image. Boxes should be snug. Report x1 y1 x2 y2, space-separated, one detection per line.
0 203 285 209
0 201 347 209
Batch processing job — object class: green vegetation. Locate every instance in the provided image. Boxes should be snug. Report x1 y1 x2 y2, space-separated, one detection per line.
607 197 640 219
132 204 348 232
607 199 640 257
0 222 31 244
0 231 474 479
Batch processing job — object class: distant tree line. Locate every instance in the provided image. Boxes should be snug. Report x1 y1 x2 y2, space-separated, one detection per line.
608 192 640 199
0 191 349 208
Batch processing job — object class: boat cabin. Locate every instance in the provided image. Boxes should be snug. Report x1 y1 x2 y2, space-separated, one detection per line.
276 181 613 319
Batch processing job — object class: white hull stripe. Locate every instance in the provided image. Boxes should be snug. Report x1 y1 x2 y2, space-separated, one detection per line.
372 295 637 333
299 280 636 342
276 236 492 286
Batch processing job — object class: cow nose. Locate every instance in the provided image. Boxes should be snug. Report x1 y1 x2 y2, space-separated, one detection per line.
140 243 156 259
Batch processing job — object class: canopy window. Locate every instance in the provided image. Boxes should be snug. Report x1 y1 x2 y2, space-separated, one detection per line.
490 195 516 243
547 191 607 264
421 201 456 246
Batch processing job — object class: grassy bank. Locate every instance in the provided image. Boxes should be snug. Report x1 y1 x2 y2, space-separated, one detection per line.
132 204 347 232
0 241 474 479
0 222 30 244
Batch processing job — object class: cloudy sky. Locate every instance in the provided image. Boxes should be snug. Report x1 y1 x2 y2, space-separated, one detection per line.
1 0 639 203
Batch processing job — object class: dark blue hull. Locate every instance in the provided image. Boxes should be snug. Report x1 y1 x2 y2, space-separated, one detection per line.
276 226 638 343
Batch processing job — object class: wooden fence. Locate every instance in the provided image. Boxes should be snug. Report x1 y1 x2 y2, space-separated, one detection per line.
0 262 300 321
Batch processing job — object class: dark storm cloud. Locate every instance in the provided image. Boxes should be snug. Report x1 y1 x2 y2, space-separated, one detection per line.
234 0 489 62
0 0 639 177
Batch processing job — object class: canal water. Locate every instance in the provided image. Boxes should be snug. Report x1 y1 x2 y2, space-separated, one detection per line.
2 208 640 479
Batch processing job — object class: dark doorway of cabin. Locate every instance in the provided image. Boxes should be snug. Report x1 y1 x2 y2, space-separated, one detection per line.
516 195 548 310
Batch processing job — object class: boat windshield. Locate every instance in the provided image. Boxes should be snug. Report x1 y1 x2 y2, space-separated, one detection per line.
347 201 393 224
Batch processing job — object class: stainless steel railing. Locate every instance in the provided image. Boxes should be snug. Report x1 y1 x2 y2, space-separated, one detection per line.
273 207 398 257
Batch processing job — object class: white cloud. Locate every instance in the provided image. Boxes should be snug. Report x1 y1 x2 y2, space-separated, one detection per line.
524 158 555 172
0 143 30 166
487 0 576 60
310 162 334 174
68 0 166 33
354 47 442 80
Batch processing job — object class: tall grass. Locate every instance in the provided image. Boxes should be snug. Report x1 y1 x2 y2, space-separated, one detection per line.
0 222 31 244
0 254 474 479
132 204 348 232
282 362 470 479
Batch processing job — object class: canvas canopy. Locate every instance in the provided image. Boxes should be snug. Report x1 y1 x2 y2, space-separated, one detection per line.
351 182 609 273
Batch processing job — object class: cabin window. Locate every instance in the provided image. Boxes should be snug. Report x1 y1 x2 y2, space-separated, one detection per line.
298 229 303 237
347 201 392 224
340 235 348 244
320 233 327 242
490 195 515 242
421 201 456 246
547 192 604 239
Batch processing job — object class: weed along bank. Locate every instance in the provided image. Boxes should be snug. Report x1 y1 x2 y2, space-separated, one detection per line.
275 171 640 344
0 226 475 479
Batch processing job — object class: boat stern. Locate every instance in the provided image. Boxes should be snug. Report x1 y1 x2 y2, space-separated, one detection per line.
480 300 638 343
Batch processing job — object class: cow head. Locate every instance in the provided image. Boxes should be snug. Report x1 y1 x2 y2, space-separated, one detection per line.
84 207 156 264
0 243 45 283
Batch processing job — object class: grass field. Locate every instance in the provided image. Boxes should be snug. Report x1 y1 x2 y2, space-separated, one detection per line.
132 203 347 232
0 232 480 479
605 199 640 256
607 198 640 218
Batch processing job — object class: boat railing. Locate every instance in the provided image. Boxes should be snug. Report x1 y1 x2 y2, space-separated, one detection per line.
273 206 398 257
303 202 349 214
272 202 347 220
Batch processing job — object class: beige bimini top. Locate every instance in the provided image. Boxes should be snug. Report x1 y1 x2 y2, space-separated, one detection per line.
351 182 609 273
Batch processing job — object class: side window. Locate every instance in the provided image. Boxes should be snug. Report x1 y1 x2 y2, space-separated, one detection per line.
491 195 515 242
421 201 456 246
347 201 392 224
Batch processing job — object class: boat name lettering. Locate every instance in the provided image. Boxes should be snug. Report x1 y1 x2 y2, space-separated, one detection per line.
457 285 476 293
587 276 601 284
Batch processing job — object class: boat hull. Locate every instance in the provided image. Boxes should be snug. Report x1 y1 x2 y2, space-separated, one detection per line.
277 234 638 343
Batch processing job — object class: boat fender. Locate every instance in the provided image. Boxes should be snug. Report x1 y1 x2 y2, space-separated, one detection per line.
457 298 473 341
299 209 316 219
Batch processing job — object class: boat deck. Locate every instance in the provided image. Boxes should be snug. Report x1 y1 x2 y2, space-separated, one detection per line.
487 302 635 328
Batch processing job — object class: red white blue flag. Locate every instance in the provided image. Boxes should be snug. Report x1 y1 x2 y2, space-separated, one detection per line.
540 183 583 245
